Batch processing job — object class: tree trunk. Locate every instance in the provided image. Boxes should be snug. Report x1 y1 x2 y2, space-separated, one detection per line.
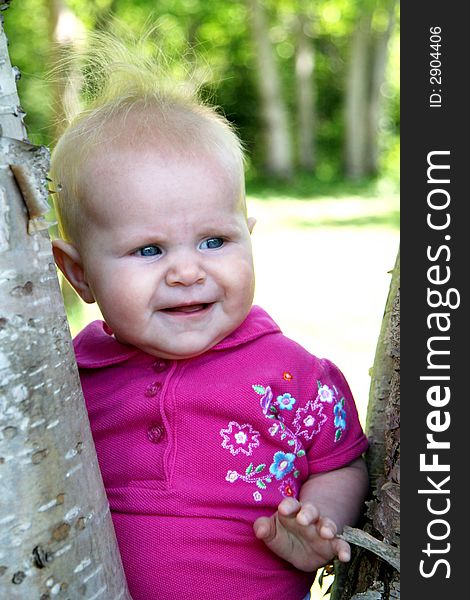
366 0 397 174
344 11 371 180
294 10 315 172
330 249 400 599
0 10 130 599
247 0 293 179
344 0 397 180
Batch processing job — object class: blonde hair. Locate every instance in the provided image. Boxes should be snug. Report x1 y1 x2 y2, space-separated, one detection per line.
50 27 246 242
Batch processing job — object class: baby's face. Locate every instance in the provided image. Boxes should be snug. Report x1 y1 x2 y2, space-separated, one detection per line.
74 146 255 359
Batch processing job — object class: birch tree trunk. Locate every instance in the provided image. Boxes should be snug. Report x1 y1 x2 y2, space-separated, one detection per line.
344 1 397 179
247 0 293 179
330 250 400 599
0 9 130 600
295 11 315 172
366 0 397 174
344 11 371 180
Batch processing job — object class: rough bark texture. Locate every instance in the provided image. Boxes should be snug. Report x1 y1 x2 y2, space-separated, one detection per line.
330 250 400 599
0 9 130 599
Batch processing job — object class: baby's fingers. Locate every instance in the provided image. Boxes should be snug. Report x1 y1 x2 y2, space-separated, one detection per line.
253 515 276 542
295 502 320 527
331 536 351 563
317 516 338 540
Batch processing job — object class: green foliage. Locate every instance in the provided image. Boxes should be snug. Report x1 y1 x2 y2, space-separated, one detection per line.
4 0 399 179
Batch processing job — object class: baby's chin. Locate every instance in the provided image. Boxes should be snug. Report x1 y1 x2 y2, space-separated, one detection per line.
132 335 224 361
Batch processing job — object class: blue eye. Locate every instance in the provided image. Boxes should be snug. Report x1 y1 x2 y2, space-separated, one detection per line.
200 237 224 250
137 245 162 257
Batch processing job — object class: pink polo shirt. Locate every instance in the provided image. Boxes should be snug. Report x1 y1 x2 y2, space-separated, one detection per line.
74 306 368 600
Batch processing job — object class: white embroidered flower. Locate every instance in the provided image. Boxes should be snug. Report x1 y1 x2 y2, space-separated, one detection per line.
220 421 260 456
268 423 280 436
234 431 247 445
317 384 335 403
292 398 327 441
253 491 262 502
226 470 238 483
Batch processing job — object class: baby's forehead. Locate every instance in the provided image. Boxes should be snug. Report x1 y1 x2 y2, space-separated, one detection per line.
82 140 242 190
79 141 246 217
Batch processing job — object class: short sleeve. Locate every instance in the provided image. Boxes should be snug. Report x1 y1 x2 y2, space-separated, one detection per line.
306 359 369 474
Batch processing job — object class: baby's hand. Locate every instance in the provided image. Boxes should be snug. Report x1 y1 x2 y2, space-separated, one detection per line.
253 497 351 572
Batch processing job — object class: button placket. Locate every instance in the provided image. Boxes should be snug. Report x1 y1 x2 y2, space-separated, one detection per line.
152 359 169 373
147 423 164 443
145 359 170 444
145 381 162 397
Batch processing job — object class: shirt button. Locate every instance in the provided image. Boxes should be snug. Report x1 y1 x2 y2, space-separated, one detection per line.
152 359 169 373
145 381 162 397
147 423 164 443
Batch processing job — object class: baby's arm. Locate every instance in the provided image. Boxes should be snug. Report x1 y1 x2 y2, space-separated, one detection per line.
253 458 369 572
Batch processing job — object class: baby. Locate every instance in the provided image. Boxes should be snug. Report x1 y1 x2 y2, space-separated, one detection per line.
51 35 369 600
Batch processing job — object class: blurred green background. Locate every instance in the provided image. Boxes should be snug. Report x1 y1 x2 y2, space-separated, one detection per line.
6 0 399 183
4 2 399 595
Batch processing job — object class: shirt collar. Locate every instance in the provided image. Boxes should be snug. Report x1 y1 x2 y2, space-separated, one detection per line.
74 305 281 369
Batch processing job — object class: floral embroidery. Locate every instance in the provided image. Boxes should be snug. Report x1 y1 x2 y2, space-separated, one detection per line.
292 397 327 441
269 451 296 479
253 384 273 415
317 382 336 403
226 470 238 483
333 398 347 441
276 393 296 410
221 375 348 502
279 477 297 498
220 421 260 456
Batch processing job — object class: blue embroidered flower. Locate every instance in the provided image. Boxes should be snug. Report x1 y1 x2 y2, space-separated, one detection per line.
269 451 296 480
276 393 296 410
334 400 347 430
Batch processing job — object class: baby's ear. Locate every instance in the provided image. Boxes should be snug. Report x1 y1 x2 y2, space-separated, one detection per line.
52 239 95 304
247 217 256 234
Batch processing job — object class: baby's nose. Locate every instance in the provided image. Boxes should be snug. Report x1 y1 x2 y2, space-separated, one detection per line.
165 252 206 287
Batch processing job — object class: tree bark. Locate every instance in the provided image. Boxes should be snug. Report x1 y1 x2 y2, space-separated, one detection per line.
0 10 130 599
330 249 400 599
247 0 293 179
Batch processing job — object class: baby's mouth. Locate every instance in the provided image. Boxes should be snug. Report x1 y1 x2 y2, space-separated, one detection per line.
161 303 211 314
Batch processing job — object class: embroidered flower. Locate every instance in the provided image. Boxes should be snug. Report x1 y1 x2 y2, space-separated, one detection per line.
276 393 296 410
220 421 260 456
292 398 327 441
235 431 248 444
317 382 336 403
269 451 296 480
268 422 280 436
252 384 275 414
279 478 296 498
253 491 263 502
334 400 347 430
226 470 239 483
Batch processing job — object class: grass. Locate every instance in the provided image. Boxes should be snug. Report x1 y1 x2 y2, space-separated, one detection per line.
246 171 399 201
